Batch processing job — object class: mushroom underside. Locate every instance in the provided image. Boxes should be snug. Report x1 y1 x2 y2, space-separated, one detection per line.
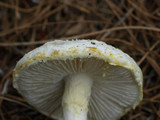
15 57 140 120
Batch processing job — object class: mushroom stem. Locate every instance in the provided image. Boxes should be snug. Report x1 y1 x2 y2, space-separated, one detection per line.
62 74 93 120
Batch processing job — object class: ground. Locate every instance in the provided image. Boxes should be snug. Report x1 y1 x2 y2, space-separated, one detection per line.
0 0 160 120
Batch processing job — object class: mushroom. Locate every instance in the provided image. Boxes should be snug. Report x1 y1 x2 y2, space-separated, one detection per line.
13 40 143 120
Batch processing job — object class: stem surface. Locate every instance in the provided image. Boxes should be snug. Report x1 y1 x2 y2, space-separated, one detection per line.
62 74 93 120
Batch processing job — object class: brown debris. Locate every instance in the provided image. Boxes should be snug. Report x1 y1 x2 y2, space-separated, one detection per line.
0 0 160 120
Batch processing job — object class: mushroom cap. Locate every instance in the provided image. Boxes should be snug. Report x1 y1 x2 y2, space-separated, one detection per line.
13 40 143 120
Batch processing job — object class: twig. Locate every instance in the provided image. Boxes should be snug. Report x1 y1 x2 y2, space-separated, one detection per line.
0 26 160 47
138 40 160 65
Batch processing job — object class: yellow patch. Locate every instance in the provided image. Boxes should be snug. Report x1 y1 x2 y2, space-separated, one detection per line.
71 49 78 54
15 59 33 75
51 50 59 57
33 52 46 60
86 47 101 55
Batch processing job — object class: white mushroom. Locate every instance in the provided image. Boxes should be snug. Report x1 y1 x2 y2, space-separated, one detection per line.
13 40 143 120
